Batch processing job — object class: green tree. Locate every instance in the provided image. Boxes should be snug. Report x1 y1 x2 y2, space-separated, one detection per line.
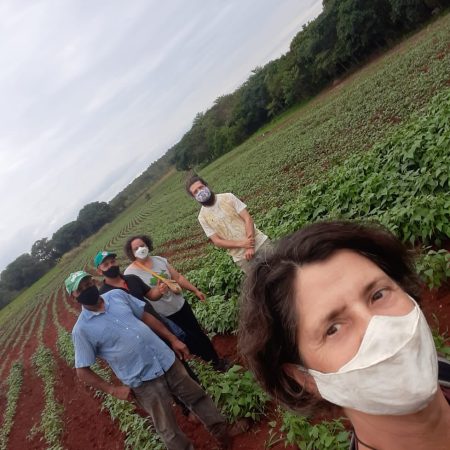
51 221 88 256
389 0 431 29
0 254 48 291
77 201 114 234
31 237 58 264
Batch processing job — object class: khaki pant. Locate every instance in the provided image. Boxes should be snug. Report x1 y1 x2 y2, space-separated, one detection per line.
235 239 272 274
132 359 227 450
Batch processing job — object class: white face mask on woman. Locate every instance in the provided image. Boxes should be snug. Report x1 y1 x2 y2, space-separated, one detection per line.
306 297 438 415
134 246 149 260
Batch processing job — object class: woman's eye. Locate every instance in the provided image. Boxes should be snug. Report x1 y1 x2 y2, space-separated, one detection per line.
372 289 385 301
326 324 340 337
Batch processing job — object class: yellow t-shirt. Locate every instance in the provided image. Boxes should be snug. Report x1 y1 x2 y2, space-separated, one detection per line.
198 193 268 262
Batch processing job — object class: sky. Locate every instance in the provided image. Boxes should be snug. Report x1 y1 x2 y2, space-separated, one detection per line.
0 0 322 272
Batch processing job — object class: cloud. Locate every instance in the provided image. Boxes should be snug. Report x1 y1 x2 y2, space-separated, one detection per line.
0 0 322 272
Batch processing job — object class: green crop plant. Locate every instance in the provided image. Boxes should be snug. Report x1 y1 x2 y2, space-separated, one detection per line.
57 327 75 367
0 361 24 450
31 346 64 450
190 360 269 422
416 248 450 290
191 294 238 334
279 410 349 450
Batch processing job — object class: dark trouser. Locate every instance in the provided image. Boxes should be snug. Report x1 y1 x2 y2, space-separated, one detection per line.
167 301 219 365
132 359 227 450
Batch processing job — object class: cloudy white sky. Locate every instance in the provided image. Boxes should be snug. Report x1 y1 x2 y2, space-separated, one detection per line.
0 0 322 271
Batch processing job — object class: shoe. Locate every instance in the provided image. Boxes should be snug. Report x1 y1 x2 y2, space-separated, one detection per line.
215 419 250 449
228 418 250 436
213 358 231 372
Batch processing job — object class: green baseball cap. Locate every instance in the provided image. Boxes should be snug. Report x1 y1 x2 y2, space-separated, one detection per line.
94 251 117 268
65 271 91 294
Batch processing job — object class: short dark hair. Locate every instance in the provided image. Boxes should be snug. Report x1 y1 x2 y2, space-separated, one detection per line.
185 174 208 196
238 220 421 415
124 235 154 261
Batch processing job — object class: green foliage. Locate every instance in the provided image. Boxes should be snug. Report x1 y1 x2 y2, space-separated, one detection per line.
416 248 450 289
191 294 238 334
57 327 75 367
171 0 440 169
51 220 89 256
0 253 50 291
280 410 350 450
31 346 64 450
77 201 114 234
100 393 164 450
433 328 450 359
261 88 450 247
186 249 244 297
0 361 23 450
190 361 269 422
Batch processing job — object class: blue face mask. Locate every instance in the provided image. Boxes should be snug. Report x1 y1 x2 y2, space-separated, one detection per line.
194 187 211 203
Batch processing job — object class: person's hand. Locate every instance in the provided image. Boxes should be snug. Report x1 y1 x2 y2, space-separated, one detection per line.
244 247 255 261
241 237 255 249
194 289 206 302
110 385 132 401
157 279 169 297
171 339 190 361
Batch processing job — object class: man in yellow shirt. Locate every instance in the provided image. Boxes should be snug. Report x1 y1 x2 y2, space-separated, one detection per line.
186 175 270 273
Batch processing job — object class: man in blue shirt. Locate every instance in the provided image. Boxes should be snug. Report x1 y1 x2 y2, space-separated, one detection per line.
65 270 233 450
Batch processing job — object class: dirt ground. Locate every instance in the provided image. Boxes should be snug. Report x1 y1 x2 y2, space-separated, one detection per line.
1 281 449 450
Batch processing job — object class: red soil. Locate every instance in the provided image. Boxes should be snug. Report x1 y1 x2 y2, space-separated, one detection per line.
2 282 449 450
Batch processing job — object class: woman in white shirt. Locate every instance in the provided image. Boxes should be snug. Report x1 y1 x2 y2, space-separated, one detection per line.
124 234 226 370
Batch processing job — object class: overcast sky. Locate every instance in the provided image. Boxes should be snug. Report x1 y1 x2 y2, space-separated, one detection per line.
0 0 322 272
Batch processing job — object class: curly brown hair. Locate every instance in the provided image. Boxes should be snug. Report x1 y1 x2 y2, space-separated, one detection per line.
123 235 154 261
185 174 208 196
238 220 421 415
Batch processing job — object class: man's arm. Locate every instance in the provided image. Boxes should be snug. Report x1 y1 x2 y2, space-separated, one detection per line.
239 208 256 260
76 367 131 400
209 234 254 250
239 208 255 241
140 311 190 360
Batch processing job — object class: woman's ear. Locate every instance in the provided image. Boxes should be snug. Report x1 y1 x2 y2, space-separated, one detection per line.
282 363 321 397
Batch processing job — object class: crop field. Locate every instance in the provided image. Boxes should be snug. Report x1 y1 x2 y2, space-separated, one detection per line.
0 12 450 450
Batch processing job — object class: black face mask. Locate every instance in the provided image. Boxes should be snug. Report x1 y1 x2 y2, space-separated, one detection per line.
200 191 216 207
102 265 121 278
77 285 100 306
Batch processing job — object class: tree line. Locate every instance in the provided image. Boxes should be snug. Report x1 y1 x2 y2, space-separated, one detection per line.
170 0 449 170
0 201 114 308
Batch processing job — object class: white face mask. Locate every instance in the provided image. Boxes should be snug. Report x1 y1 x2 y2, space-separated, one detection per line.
134 246 149 260
194 187 211 203
307 298 438 415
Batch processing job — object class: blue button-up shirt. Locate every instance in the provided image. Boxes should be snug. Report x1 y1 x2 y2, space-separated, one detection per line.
72 289 175 387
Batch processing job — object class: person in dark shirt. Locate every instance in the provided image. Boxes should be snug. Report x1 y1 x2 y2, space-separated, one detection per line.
95 251 185 339
95 250 200 421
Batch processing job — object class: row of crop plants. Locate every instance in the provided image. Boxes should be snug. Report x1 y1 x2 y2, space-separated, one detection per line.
0 292 53 450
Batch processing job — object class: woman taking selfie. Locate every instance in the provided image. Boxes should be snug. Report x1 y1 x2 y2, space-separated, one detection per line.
238 221 450 450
